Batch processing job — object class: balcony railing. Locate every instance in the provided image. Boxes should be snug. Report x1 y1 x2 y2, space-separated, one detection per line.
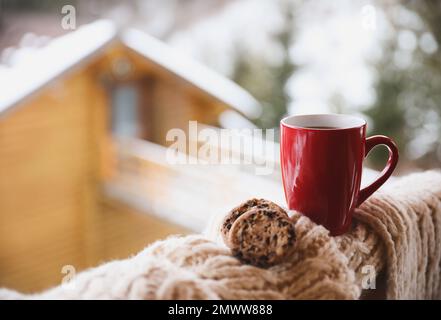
104 136 285 232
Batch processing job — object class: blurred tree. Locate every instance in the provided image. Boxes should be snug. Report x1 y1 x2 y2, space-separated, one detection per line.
232 0 297 131
0 1 3 31
365 0 441 170
0 0 79 12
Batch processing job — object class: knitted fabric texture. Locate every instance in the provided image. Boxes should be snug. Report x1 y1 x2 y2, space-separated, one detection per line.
1 171 441 300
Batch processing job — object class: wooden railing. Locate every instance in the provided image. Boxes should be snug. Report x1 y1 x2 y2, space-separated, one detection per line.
187 123 281 181
104 136 285 232
104 131 384 233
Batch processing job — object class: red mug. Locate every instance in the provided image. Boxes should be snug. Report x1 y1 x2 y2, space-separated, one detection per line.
280 114 399 236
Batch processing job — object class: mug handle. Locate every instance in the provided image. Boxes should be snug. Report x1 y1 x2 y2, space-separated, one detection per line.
357 135 399 206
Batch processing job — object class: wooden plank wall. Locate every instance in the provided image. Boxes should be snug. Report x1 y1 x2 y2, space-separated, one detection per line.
125 49 227 146
0 63 188 293
0 42 233 293
96 198 188 262
0 69 98 292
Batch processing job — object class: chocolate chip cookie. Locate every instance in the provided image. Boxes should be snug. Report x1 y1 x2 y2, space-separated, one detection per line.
227 208 296 267
221 198 286 246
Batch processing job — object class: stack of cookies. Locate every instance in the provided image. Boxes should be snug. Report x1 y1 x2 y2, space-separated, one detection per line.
221 199 296 268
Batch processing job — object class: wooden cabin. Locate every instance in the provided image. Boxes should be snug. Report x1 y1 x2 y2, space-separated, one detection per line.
0 20 286 293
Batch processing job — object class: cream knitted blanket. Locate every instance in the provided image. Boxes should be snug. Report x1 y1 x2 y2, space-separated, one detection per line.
1 171 441 300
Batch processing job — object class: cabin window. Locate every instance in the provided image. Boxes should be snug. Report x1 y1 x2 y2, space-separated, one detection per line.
111 84 140 138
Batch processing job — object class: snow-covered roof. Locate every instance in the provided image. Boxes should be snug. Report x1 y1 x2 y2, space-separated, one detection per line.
0 20 117 115
122 29 261 119
0 20 261 119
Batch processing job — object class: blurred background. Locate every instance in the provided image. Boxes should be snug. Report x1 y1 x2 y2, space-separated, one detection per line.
2 0 440 171
1 0 440 293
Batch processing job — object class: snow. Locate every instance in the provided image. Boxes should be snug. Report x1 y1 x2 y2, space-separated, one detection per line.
0 19 262 120
168 0 286 77
0 20 117 115
165 0 395 118
286 1 389 115
218 110 257 129
122 28 262 119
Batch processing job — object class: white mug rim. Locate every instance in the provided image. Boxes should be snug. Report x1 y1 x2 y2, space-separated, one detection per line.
280 113 366 131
